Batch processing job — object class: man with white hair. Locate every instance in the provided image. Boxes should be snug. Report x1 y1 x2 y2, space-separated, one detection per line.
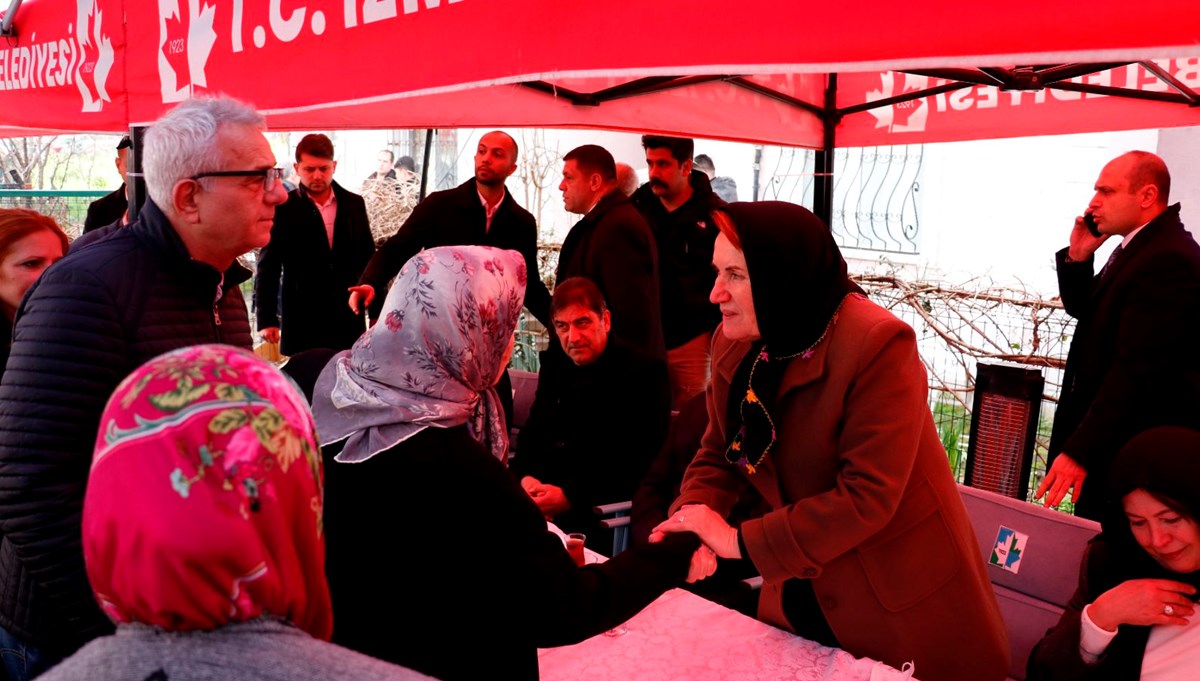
0 96 286 678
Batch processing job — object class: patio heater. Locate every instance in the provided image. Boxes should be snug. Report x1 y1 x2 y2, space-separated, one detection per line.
963 363 1044 500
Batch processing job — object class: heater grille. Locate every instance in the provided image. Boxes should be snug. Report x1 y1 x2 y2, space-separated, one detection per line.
964 364 1043 500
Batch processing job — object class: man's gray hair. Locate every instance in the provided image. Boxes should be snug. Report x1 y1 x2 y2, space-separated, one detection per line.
143 96 266 209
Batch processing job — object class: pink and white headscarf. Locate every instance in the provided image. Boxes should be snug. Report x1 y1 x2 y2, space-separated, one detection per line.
85 344 332 639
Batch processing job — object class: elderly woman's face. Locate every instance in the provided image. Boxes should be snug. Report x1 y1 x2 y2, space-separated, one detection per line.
710 233 760 342
1124 489 1200 573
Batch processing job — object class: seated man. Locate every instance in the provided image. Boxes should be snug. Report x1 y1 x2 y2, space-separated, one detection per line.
512 277 669 546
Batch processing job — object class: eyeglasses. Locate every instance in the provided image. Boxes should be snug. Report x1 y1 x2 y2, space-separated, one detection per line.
190 167 285 192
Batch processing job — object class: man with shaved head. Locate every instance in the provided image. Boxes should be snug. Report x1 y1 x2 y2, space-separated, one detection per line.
348 131 551 436
1037 151 1200 519
349 130 550 325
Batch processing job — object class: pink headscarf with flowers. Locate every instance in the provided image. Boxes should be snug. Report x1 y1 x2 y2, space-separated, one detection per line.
312 245 526 463
84 345 332 639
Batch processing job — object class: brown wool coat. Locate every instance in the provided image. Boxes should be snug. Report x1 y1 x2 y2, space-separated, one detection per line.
673 295 1009 681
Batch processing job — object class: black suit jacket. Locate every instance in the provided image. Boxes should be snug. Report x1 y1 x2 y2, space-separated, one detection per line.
1049 203 1200 519
511 339 669 539
254 181 376 356
1026 538 1149 681
556 190 665 359
358 178 551 326
82 184 127 232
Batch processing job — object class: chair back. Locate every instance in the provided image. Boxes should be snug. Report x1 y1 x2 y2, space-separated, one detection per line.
957 484 1100 680
509 369 539 447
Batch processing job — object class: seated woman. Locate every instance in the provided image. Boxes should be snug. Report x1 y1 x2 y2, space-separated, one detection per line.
39 345 431 681
0 208 68 378
1028 425 1200 680
652 202 1009 681
311 245 699 681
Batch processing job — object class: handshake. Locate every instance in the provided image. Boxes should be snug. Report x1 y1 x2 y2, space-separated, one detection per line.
650 504 741 584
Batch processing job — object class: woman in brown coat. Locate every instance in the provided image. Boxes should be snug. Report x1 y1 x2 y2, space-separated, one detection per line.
653 202 1008 681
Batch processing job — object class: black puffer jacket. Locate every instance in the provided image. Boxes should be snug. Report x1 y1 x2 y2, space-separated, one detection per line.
0 199 252 655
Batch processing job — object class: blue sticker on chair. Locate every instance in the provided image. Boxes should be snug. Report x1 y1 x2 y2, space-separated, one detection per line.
990 526 1028 574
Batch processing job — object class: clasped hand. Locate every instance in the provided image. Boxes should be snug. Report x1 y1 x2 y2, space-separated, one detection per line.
650 504 740 584
1088 578 1196 631
520 476 570 518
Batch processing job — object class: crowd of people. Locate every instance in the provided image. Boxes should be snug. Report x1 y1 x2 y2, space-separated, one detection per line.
0 93 1195 681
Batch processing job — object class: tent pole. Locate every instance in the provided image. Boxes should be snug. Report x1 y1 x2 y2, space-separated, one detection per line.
0 0 22 37
752 145 763 201
812 74 837 227
126 126 148 223
419 128 434 200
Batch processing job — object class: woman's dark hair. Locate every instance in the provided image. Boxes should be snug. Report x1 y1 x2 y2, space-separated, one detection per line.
1109 426 1200 524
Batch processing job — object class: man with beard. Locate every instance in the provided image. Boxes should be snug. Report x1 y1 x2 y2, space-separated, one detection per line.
255 133 376 356
631 135 724 407
348 131 551 431
348 131 550 327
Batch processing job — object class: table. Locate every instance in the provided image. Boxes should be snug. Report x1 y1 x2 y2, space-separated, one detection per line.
539 526 918 681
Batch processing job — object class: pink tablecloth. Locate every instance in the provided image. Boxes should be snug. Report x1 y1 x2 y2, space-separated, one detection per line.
537 586 918 681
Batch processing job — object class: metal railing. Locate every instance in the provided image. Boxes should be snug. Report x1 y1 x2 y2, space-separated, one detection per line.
0 190 109 239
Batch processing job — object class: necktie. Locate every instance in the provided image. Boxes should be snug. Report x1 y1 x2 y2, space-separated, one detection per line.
1098 244 1123 280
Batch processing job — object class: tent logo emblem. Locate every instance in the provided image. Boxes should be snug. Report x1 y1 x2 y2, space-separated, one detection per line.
864 72 929 134
75 0 115 112
158 0 218 103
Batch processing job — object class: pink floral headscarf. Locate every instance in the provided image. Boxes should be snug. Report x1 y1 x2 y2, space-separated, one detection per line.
312 245 527 463
84 345 332 639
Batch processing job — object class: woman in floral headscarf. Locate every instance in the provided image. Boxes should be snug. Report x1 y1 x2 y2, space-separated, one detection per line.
312 245 699 681
38 345 432 681
652 203 1009 681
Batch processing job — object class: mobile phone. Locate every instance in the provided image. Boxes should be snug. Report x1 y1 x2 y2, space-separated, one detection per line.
1083 212 1100 237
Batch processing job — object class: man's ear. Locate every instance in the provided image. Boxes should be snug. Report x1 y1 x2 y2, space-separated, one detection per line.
1139 184 1159 208
601 309 612 333
172 179 203 225
590 173 604 192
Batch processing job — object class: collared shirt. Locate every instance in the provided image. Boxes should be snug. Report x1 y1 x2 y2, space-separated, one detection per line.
477 186 505 232
1121 219 1150 247
309 190 338 248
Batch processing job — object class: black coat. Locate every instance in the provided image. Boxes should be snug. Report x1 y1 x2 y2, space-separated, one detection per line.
1027 538 1149 680
511 339 669 540
0 199 252 654
358 178 551 326
322 425 697 681
556 191 664 359
1049 204 1200 519
254 181 376 356
82 184 127 233
631 170 724 349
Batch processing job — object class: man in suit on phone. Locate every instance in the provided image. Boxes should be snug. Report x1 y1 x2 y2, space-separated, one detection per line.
1036 151 1200 520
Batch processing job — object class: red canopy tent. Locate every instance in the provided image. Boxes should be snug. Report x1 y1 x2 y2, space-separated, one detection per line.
2 0 1199 218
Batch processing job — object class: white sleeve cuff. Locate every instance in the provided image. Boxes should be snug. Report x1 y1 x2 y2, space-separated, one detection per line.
1079 604 1119 663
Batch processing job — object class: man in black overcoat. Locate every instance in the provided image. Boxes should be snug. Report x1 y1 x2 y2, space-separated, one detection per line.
1037 151 1200 520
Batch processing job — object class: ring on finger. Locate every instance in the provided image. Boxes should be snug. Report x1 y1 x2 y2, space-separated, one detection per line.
1165 604 1175 616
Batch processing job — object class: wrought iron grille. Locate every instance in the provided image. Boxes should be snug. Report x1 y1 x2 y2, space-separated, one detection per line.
761 145 923 255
